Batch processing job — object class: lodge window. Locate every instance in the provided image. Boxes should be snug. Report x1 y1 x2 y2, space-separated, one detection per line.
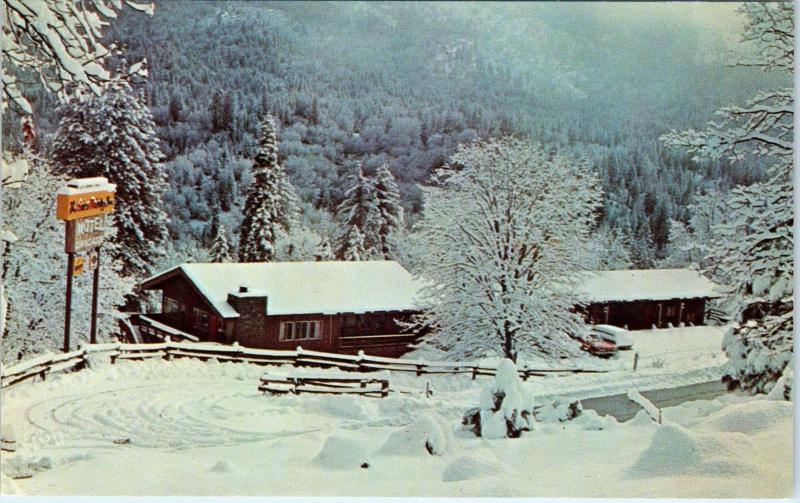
343 315 358 328
665 305 677 317
164 296 181 314
279 320 321 341
193 307 210 331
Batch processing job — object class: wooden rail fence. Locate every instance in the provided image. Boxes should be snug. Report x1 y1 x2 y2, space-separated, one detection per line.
705 307 730 325
1 340 606 390
259 370 390 397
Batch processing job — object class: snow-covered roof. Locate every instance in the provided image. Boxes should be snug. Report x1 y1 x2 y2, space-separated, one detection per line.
142 261 425 318
579 269 721 303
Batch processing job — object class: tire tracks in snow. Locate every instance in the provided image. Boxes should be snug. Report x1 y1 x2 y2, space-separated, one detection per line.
18 380 322 451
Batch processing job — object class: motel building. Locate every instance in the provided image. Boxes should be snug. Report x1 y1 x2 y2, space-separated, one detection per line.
578 269 722 330
137 261 426 357
134 262 721 357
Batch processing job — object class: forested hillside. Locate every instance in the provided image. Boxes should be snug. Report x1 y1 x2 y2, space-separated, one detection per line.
9 1 785 266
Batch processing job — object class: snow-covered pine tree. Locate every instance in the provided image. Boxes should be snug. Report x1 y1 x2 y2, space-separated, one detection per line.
205 205 220 247
688 188 726 250
588 225 634 271
238 114 299 262
342 226 367 262
412 138 601 361
2 0 154 116
662 3 793 395
274 227 320 262
373 164 404 259
336 164 380 259
50 78 169 278
632 220 656 268
209 223 232 263
657 188 727 269
658 220 696 268
314 236 335 261
2 151 135 363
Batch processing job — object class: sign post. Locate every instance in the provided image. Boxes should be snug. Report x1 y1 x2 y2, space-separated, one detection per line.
56 177 116 352
89 248 101 344
64 253 75 352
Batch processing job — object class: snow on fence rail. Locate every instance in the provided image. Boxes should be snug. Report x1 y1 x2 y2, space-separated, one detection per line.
259 370 391 397
0 348 86 388
705 307 730 324
0 341 606 389
627 389 663 424
137 315 199 342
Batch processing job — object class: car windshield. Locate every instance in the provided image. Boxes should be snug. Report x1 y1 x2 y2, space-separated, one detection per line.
584 333 603 343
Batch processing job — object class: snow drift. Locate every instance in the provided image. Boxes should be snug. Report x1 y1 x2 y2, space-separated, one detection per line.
313 435 370 471
208 460 237 473
627 423 753 478
441 449 505 482
696 399 793 435
376 412 453 456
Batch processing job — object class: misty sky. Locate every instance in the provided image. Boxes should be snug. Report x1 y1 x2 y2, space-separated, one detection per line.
591 2 743 39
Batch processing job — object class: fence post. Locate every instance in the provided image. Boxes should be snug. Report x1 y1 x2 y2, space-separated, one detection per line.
471 367 478 380
357 350 365 373
633 352 639 372
111 343 119 365
77 344 87 371
295 346 302 368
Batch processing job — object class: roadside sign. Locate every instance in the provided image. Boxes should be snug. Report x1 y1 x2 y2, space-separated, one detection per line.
73 256 85 276
56 178 117 221
65 214 106 253
57 177 117 351
87 249 99 271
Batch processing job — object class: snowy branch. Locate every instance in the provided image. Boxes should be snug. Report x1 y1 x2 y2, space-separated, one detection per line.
2 0 154 115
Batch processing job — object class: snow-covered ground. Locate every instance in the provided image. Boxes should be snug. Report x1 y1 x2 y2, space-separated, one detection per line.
412 325 729 403
1 325 790 497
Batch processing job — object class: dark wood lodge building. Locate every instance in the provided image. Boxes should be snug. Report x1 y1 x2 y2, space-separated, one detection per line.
137 263 720 358
138 261 425 357
578 269 721 330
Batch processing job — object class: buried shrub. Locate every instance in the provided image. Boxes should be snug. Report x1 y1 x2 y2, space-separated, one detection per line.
533 396 584 423
377 412 454 456
462 359 536 438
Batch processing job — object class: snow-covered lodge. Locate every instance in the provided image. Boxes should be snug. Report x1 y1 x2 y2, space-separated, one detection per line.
578 269 721 330
138 261 425 357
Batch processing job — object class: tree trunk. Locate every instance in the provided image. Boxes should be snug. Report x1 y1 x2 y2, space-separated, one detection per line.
503 320 514 361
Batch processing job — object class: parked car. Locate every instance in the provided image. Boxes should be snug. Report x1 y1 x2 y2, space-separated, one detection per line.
570 330 619 358
592 324 634 350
